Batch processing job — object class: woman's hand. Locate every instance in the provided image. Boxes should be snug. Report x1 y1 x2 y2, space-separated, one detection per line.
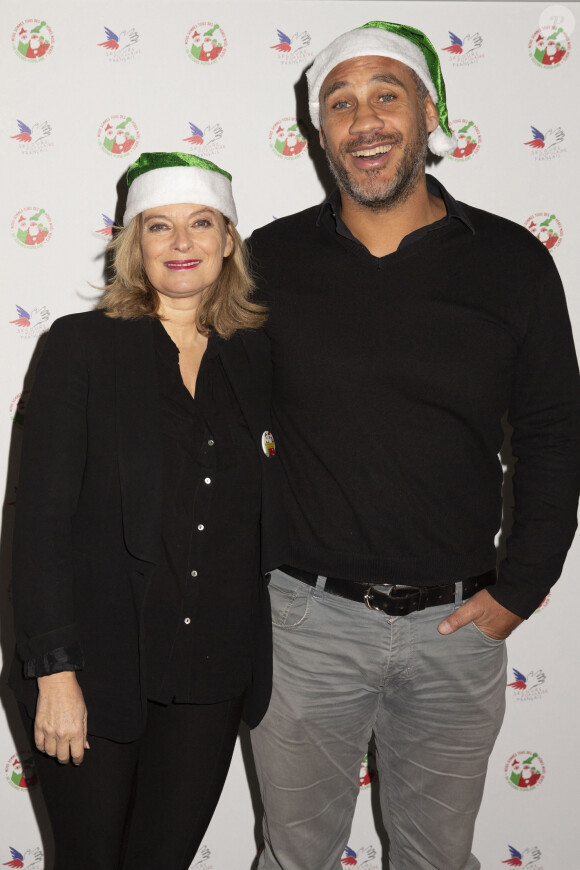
35 672 89 765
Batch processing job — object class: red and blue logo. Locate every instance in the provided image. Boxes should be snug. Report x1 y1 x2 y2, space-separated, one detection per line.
507 667 547 700
1 846 43 869
95 214 115 239
10 119 52 154
182 122 225 157
270 28 312 64
98 25 139 57
524 125 566 161
441 31 484 66
502 843 543 868
341 845 378 867
9 305 51 339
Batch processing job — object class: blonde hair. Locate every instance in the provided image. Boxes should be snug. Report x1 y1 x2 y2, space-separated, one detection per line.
97 214 266 338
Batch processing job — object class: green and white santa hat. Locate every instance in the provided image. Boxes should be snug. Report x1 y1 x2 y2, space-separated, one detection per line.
123 151 237 227
307 21 456 157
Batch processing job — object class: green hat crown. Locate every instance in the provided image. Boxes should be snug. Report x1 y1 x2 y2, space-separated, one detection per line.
127 151 232 189
358 22 451 139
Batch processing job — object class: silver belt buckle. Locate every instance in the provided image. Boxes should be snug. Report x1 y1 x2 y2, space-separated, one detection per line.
364 584 397 611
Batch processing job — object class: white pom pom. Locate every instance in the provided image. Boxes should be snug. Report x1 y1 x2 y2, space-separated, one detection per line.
428 126 456 157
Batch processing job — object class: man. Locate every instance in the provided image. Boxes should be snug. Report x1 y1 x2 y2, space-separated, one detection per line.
249 21 580 870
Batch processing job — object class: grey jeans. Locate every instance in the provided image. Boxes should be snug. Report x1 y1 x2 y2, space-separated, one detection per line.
251 569 507 870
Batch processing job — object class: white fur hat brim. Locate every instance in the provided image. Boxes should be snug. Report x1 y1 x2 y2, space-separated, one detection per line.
123 165 238 226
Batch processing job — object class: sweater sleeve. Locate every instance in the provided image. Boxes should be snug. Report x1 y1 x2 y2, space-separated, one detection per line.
491 254 580 618
12 316 89 672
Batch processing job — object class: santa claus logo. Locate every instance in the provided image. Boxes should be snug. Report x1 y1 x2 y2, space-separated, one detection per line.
359 752 375 790
269 118 308 160
11 19 54 62
529 26 571 68
504 751 545 791
9 391 30 427
185 23 227 65
4 752 39 792
525 213 563 253
97 115 140 157
10 208 53 249
447 120 481 161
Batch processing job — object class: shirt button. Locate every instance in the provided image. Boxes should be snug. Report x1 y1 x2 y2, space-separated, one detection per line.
190 570 198 577
207 439 214 446
197 524 204 531
204 477 211 485
184 617 191 625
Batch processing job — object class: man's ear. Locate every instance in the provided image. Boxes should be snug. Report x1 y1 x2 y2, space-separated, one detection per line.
319 125 326 151
424 95 440 135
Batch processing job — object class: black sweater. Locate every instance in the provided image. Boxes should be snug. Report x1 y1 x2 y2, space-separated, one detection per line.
249 177 580 618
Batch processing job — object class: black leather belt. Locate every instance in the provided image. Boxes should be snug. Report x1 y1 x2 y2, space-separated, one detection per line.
279 565 496 617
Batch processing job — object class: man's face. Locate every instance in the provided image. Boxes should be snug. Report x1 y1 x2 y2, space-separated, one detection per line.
318 56 439 210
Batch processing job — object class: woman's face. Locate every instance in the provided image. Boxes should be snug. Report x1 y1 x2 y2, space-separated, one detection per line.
140 202 233 302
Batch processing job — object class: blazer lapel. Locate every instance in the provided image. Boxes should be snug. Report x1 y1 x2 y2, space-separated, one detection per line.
115 318 163 563
219 330 273 457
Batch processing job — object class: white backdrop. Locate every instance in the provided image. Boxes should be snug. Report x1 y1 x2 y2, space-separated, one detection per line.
1 3 578 868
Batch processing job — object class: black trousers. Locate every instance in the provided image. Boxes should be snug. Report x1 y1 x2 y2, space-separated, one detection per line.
23 696 244 870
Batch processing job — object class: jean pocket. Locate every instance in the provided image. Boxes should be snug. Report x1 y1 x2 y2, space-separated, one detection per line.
269 580 310 629
468 620 506 646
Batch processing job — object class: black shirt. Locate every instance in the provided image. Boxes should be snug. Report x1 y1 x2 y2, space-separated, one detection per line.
248 176 580 618
144 320 261 703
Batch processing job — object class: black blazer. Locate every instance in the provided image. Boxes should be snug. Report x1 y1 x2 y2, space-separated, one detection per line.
11 311 287 739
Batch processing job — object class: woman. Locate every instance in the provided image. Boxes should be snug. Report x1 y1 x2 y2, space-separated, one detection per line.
10 152 287 869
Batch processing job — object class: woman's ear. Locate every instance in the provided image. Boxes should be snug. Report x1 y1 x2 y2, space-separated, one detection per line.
224 223 235 257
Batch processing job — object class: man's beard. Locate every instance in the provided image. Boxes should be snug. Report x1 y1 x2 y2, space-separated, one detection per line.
322 121 428 212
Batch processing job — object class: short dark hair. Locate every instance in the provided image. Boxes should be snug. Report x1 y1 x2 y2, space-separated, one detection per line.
408 67 429 105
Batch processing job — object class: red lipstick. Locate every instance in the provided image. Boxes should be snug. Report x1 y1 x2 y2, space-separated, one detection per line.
164 260 200 270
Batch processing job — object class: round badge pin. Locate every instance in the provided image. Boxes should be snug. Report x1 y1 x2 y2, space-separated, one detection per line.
262 430 275 457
